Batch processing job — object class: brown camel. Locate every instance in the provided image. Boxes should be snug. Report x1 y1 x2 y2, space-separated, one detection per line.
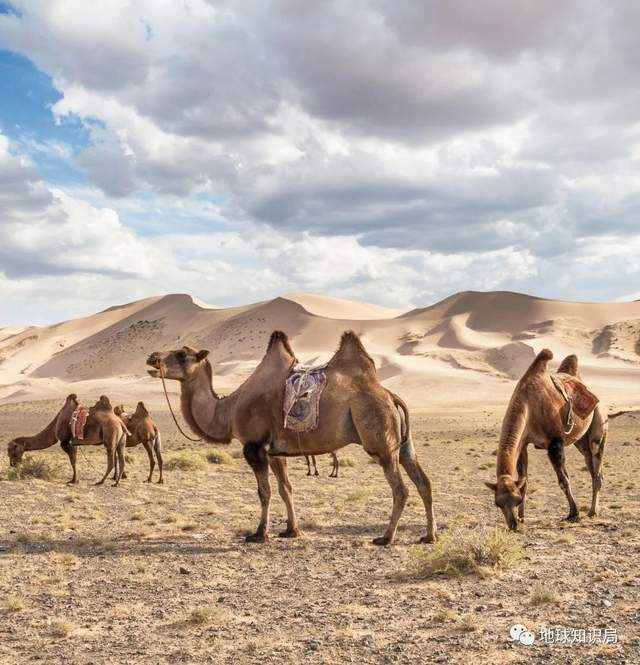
7 408 61 470
57 395 129 486
147 330 437 545
485 350 608 530
305 452 340 477
114 402 163 483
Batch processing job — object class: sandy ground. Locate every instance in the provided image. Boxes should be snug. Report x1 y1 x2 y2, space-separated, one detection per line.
1 401 638 664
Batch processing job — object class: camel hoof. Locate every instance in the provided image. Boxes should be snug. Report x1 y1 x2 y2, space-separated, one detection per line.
588 510 597 517
66 480 78 485
372 536 392 546
419 532 436 544
144 479 152 483
245 532 268 544
278 527 302 539
563 513 580 523
157 479 164 485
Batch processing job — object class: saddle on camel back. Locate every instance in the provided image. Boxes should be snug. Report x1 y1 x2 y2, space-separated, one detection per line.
283 363 329 433
69 405 90 440
551 372 599 421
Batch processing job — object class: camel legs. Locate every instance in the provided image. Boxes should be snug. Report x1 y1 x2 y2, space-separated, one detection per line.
154 432 164 484
112 434 126 487
547 437 579 522
516 445 528 523
268 457 302 538
61 440 78 484
142 440 155 482
373 453 408 545
576 431 606 517
96 443 115 486
329 452 339 478
304 455 318 476
243 442 271 542
399 436 437 543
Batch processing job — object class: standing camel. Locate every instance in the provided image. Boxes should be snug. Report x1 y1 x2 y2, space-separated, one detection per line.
114 402 163 483
305 453 339 477
147 330 437 545
485 350 608 530
57 395 129 486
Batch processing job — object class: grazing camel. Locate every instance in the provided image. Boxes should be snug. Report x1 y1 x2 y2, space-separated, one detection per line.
114 402 163 483
305 452 340 477
57 395 129 486
7 409 63 472
485 350 608 530
147 331 437 545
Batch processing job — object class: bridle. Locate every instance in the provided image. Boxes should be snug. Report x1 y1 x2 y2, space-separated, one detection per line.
159 363 203 443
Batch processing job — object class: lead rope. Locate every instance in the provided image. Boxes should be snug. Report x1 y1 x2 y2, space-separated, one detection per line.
159 364 203 442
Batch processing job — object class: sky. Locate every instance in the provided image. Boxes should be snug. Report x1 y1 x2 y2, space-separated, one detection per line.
1 1 640 325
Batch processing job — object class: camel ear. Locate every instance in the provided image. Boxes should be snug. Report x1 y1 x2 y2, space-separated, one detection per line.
484 481 498 492
516 477 527 492
196 349 209 361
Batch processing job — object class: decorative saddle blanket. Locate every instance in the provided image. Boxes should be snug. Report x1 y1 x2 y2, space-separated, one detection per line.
283 364 328 433
70 406 89 440
552 373 599 419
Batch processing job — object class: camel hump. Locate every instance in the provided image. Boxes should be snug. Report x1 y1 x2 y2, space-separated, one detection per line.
135 401 150 417
557 354 579 376
523 348 553 377
95 395 113 411
267 330 296 358
328 331 376 372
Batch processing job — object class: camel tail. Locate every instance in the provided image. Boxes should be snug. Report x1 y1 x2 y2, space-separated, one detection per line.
153 430 162 453
390 391 410 444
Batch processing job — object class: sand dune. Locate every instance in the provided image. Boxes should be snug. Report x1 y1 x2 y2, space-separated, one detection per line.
1 290 639 410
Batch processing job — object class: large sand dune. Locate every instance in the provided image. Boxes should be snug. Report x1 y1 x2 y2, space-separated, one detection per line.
1 290 639 410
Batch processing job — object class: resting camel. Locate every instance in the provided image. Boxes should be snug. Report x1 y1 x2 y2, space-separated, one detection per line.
57 395 129 486
485 350 609 530
114 403 163 483
305 453 340 478
147 331 437 545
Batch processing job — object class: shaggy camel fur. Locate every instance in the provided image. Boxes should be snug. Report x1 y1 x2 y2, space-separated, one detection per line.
305 453 339 477
114 403 163 483
57 395 129 486
485 350 608 530
147 331 437 545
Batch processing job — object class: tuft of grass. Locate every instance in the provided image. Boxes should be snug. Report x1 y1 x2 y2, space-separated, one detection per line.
530 582 561 606
454 613 483 632
412 527 524 578
187 606 227 626
0 456 57 481
338 457 355 468
2 595 26 612
50 620 74 638
165 451 206 471
206 449 233 465
432 608 458 624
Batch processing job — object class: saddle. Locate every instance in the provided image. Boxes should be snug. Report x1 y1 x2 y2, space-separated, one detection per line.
283 364 328 433
551 373 599 433
70 406 89 440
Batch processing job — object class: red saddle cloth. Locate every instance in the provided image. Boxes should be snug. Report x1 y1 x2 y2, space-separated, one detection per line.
552 374 599 419
71 407 89 440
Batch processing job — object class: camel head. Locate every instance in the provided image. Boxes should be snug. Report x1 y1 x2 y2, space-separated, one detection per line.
7 438 26 466
146 346 210 382
485 475 526 531
135 401 149 417
114 405 126 417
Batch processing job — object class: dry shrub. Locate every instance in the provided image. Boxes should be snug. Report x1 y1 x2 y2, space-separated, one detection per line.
0 456 57 481
206 449 233 465
187 605 228 626
165 450 206 471
529 582 561 606
2 595 26 612
338 457 355 468
412 527 524 578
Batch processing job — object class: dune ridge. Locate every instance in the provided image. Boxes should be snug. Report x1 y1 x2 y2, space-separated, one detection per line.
1 291 639 409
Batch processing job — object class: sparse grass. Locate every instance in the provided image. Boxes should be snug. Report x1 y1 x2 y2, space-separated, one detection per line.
432 608 458 623
338 457 355 467
187 606 228 626
165 450 206 471
50 619 74 638
206 449 233 465
0 456 57 481
529 582 561 606
2 595 26 612
412 527 524 578
454 613 483 632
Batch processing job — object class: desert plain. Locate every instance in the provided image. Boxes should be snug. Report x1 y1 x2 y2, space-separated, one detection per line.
1 291 639 664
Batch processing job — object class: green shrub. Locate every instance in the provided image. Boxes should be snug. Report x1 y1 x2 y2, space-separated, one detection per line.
206 449 233 465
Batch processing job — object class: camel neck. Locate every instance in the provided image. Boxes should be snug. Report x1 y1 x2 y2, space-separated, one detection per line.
20 413 59 451
496 397 528 478
180 366 236 443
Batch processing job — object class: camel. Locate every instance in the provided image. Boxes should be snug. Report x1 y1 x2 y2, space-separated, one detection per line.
305 452 340 478
146 330 437 545
114 402 163 483
57 395 129 486
7 410 61 469
485 350 608 530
